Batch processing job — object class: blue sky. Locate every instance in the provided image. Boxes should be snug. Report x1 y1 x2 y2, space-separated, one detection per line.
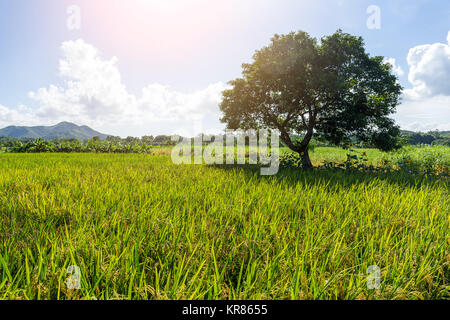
0 0 449 136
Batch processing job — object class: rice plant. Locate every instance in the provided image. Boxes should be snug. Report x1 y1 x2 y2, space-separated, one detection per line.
0 149 448 300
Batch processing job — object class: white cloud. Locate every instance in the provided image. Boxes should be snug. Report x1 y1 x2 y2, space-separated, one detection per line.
384 57 404 77
1 39 226 136
0 105 23 127
393 95 450 131
404 31 450 99
394 31 450 131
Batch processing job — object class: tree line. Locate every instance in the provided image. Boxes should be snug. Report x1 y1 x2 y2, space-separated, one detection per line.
0 135 177 153
1 129 448 154
400 131 450 146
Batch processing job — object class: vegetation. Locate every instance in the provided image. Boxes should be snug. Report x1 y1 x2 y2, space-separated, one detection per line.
0 146 448 300
400 130 450 146
220 30 402 168
0 136 176 154
2 130 448 154
281 145 449 177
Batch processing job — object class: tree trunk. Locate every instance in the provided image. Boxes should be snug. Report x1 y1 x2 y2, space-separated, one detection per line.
299 147 313 169
275 123 314 169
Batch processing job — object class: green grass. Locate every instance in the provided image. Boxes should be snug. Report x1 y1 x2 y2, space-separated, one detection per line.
0 148 448 300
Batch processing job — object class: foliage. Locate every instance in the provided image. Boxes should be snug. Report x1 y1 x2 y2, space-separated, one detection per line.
279 152 303 169
280 145 449 177
0 136 176 154
381 145 449 176
400 130 450 146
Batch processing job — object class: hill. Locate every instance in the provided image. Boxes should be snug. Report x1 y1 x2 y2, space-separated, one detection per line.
400 130 450 146
0 122 109 140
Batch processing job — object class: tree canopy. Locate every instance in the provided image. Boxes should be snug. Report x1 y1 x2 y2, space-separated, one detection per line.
220 30 403 168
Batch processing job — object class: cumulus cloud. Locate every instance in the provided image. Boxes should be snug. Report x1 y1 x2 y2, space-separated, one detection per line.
28 40 135 122
2 39 227 136
404 31 450 99
0 105 22 127
394 31 450 131
384 58 404 77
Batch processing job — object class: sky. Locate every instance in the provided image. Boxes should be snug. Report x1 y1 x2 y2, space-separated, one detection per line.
0 0 449 137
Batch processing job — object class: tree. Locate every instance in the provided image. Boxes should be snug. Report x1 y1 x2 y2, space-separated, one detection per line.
409 133 436 145
220 30 402 168
141 135 154 145
153 135 172 145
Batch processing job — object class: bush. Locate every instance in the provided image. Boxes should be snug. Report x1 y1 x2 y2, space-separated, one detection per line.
381 145 449 176
279 152 303 169
280 145 449 177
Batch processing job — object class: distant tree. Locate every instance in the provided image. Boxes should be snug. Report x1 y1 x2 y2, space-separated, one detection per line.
408 133 436 145
153 135 171 145
106 136 121 142
141 135 154 145
432 138 450 147
220 30 402 168
125 136 139 143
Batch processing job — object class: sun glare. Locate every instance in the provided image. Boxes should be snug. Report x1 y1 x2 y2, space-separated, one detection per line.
136 0 208 13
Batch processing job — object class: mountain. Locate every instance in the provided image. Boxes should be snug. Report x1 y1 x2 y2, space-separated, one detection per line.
0 122 109 140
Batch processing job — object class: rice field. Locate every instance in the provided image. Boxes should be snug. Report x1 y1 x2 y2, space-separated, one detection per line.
0 147 448 300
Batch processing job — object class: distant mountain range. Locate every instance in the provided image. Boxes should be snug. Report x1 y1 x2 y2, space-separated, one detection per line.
0 122 109 140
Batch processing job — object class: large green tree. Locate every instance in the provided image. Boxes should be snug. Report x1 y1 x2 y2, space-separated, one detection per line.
220 30 402 168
